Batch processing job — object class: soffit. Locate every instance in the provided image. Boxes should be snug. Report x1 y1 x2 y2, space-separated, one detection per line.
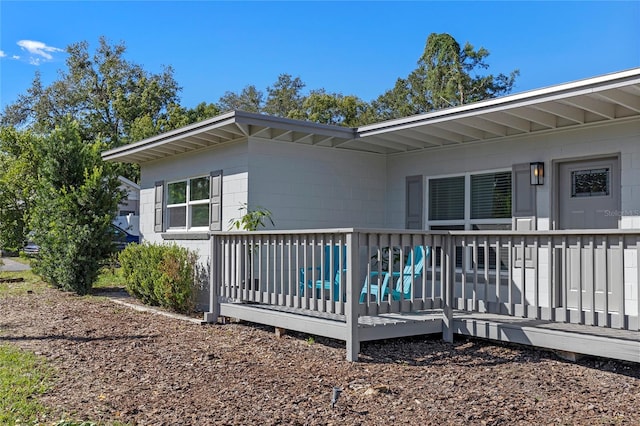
101 111 358 163
354 69 640 153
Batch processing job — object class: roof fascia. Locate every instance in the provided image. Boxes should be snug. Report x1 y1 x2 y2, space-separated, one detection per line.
102 110 356 161
117 175 140 190
102 111 238 161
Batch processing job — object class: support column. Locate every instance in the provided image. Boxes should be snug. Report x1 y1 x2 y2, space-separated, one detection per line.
442 234 454 343
203 234 220 323
345 231 360 361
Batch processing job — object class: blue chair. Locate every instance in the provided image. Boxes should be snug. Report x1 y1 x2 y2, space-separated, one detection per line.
359 245 429 303
314 264 348 302
299 245 346 300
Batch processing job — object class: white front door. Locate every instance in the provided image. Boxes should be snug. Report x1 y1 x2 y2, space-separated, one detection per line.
557 156 620 313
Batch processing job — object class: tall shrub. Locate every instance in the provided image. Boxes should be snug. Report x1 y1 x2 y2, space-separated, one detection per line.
119 242 197 313
30 118 122 295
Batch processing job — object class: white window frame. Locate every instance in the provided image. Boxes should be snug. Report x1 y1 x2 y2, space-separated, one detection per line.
426 168 513 230
166 175 210 231
426 169 512 273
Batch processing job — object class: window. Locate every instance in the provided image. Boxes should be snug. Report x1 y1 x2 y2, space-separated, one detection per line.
429 176 465 221
154 171 222 233
428 171 512 226
571 168 610 197
166 176 210 230
471 173 511 219
428 171 512 271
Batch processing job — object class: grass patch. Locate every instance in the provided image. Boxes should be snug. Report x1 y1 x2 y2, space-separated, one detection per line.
0 344 51 424
0 270 47 297
93 265 127 290
0 260 128 297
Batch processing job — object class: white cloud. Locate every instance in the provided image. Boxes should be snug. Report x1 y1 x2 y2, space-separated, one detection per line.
0 50 6 58
12 55 20 60
17 40 63 64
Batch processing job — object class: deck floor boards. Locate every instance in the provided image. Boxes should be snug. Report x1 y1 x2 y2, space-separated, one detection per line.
453 312 640 342
218 302 639 362
230 303 443 327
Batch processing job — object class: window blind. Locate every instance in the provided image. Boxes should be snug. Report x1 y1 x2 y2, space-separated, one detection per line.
470 172 511 219
429 176 465 221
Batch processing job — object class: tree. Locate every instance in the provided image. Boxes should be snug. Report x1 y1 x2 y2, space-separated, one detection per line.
0 127 42 251
263 74 306 118
128 101 221 142
30 118 123 295
370 78 415 122
0 37 182 181
372 33 519 119
300 90 370 127
184 102 221 124
217 85 264 113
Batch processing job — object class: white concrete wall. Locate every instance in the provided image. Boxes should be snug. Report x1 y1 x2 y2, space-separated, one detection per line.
247 138 388 229
385 119 640 230
386 119 640 315
137 140 250 310
138 140 249 263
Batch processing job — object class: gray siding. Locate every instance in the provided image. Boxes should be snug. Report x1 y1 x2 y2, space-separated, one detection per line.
247 138 387 229
386 119 640 230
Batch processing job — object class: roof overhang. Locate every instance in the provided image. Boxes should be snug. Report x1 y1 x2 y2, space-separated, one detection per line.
103 68 640 163
355 68 640 153
102 110 358 163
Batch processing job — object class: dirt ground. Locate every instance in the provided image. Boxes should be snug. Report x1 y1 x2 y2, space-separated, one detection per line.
1 284 639 425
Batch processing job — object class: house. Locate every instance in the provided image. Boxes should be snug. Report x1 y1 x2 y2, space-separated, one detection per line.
102 68 640 362
113 176 140 236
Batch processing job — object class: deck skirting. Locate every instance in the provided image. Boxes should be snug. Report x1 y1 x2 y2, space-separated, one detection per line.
453 313 640 363
218 302 640 363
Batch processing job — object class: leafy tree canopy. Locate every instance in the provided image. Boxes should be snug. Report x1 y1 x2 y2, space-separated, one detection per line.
218 85 264 113
1 37 180 148
216 34 517 126
373 33 519 120
0 37 223 182
1 32 518 158
0 127 43 251
263 74 306 118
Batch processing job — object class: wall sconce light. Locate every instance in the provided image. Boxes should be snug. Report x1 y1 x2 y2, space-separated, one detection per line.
530 162 544 185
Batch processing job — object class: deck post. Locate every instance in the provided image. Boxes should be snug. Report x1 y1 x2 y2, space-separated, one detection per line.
345 231 360 361
203 233 220 323
442 234 454 343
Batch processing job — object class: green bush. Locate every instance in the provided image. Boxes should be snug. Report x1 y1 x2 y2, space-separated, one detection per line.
119 242 198 313
29 119 123 295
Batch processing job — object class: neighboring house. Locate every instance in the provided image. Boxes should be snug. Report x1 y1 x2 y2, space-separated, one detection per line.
113 176 140 236
103 68 640 362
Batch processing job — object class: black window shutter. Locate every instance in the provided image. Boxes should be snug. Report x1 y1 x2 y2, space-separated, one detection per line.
209 170 222 231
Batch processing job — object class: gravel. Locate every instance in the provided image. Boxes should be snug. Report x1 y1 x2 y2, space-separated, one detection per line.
1 285 639 425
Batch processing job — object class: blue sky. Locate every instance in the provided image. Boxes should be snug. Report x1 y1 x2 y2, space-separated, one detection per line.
1 1 639 112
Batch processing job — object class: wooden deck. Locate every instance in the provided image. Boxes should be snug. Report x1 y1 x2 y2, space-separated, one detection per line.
218 302 640 363
453 312 640 363
218 302 443 343
208 229 640 362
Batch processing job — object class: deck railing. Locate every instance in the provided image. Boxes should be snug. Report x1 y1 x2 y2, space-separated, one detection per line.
206 229 640 359
445 230 639 331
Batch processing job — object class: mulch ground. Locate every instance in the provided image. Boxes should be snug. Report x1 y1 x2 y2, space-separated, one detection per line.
1 284 639 425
